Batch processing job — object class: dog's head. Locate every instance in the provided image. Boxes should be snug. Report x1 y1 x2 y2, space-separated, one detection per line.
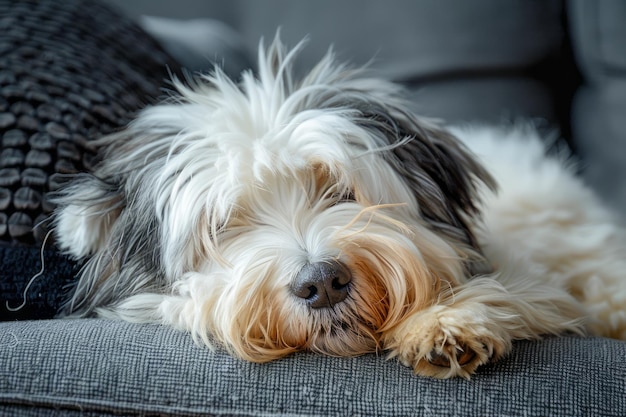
56 36 495 361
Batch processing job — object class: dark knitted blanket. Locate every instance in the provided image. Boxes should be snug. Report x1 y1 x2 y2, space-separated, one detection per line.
0 0 179 320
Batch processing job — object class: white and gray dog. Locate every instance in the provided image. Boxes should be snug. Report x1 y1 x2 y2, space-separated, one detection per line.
54 37 626 378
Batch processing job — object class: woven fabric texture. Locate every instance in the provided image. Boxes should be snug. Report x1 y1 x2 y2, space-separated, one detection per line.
0 245 78 320
0 319 624 417
0 0 176 245
0 0 178 320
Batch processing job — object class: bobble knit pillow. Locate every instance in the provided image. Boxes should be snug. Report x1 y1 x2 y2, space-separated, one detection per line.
0 0 179 319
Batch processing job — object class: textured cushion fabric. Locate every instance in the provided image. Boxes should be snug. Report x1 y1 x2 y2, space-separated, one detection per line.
0 319 625 416
0 244 78 320
405 77 558 125
0 0 176 246
0 0 178 319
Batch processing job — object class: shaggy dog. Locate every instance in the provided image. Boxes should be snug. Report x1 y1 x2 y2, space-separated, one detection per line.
54 37 626 378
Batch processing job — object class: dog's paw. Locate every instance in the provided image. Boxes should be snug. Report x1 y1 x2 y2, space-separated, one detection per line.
385 306 512 379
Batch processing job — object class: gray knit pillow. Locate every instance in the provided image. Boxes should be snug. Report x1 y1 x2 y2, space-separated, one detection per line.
0 0 178 320
0 0 177 245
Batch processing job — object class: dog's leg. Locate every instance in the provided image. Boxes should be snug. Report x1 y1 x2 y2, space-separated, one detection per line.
383 271 584 379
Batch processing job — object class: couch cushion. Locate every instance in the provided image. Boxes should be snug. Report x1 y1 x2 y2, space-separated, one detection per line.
569 0 626 83
110 0 570 134
0 244 78 320
110 0 565 82
0 319 625 416
406 76 557 124
568 0 626 214
571 81 626 213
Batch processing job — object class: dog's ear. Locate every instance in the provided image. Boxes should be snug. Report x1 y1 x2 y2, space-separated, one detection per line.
286 50 494 250
354 103 496 274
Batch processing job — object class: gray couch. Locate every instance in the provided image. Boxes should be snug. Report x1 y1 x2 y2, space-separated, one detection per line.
112 0 626 215
1 319 625 416
1 1 626 416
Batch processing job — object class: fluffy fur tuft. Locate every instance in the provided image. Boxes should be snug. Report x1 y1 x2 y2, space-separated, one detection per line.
53 36 626 378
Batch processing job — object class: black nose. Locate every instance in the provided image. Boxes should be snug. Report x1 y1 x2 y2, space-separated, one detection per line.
291 260 352 308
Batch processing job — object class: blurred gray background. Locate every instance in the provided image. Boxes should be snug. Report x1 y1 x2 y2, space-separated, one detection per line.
108 0 626 219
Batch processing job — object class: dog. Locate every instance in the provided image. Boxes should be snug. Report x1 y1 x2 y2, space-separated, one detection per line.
53 36 626 379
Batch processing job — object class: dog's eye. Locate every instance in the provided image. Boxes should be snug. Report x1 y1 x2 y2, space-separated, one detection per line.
342 190 356 202
329 188 356 205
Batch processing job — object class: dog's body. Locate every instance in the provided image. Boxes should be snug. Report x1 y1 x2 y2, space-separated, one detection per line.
54 38 626 378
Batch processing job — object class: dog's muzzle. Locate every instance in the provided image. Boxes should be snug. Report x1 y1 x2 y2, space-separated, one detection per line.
291 260 352 308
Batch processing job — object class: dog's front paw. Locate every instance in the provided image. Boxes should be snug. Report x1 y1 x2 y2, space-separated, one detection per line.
385 306 512 379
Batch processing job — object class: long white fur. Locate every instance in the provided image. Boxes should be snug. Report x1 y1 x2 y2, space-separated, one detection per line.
54 37 626 379
455 125 626 339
